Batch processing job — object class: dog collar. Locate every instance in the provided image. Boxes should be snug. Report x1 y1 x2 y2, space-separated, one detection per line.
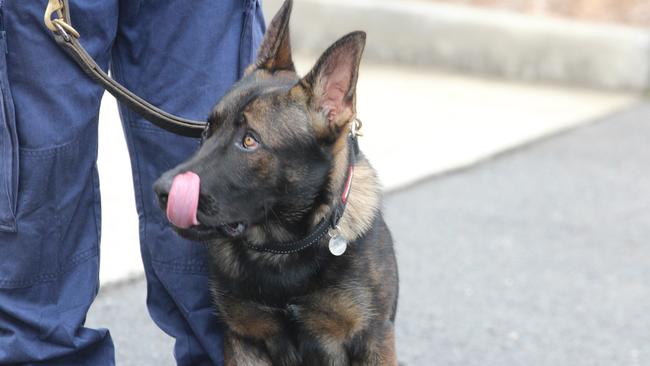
244 134 359 256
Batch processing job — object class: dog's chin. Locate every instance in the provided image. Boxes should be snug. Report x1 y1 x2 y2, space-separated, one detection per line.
217 222 248 237
173 222 248 242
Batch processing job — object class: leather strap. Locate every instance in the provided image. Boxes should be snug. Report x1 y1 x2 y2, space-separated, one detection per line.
46 0 206 138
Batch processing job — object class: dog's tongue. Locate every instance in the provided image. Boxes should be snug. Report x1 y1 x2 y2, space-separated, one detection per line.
166 172 201 229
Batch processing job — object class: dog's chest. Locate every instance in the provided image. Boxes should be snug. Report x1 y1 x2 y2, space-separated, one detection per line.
215 276 372 346
208 242 352 303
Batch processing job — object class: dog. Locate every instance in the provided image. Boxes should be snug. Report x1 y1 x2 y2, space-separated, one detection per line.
154 1 398 364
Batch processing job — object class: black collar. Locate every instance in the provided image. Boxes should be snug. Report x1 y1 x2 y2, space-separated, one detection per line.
244 134 359 255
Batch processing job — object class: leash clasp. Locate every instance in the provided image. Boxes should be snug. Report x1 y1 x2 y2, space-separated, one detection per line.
44 0 80 41
350 118 363 138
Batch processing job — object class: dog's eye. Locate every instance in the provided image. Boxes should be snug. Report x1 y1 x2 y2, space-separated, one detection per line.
242 133 259 150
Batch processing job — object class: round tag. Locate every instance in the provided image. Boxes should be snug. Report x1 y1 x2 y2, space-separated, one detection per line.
328 235 348 256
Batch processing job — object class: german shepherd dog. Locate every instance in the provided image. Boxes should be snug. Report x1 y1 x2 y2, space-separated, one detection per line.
154 1 398 364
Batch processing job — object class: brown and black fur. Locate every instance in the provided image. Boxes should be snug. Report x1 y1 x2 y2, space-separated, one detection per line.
154 1 398 364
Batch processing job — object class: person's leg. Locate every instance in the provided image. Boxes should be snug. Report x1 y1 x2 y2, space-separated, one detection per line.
110 0 264 365
0 0 118 364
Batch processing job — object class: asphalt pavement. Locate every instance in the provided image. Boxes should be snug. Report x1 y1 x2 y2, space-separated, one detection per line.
87 102 650 365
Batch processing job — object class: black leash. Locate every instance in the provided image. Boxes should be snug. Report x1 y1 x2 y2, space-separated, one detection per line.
45 0 363 255
44 0 206 138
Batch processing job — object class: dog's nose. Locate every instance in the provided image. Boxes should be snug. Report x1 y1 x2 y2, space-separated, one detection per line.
153 172 174 210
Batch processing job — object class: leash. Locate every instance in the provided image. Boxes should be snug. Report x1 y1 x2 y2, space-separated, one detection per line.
43 0 206 138
45 1 365 255
244 123 362 257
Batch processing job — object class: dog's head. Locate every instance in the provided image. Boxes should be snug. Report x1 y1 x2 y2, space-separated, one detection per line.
153 0 365 242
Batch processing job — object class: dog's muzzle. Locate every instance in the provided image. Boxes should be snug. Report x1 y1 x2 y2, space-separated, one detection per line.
154 171 201 229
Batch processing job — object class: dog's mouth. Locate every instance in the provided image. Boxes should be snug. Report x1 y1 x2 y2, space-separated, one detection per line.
161 171 253 241
217 221 247 237
174 220 248 241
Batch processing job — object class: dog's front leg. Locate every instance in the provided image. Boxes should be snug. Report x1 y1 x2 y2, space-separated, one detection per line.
351 321 398 366
223 328 301 366
224 330 272 366
264 335 302 366
219 297 301 366
298 335 349 366
290 285 382 365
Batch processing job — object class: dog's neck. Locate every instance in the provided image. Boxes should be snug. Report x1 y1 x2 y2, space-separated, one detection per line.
244 135 382 248
310 135 382 242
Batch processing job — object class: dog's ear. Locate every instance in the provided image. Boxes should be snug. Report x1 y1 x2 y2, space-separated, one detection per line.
297 31 366 137
252 0 294 73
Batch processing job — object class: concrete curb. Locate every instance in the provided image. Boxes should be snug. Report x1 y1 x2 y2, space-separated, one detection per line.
263 0 650 92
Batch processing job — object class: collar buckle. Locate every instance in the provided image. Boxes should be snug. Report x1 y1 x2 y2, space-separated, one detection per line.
350 118 363 138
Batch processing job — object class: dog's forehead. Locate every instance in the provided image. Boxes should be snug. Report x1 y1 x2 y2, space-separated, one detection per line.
209 71 313 147
245 93 313 147
211 71 298 119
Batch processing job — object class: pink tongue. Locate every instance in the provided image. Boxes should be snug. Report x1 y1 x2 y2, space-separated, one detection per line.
166 172 201 229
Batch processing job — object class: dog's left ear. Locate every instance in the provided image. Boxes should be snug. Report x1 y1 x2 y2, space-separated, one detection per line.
298 31 366 137
251 0 295 73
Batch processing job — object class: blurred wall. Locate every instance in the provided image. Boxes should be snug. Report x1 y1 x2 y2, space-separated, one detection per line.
263 0 650 91
431 0 650 26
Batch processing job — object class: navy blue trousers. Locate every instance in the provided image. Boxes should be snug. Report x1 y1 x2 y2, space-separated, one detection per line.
0 0 264 364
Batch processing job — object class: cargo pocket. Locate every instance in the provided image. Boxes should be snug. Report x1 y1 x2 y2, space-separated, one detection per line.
0 133 100 289
238 0 265 76
0 30 18 233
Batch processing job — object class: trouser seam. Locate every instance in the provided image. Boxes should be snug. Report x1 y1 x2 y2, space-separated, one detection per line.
0 246 97 287
150 259 208 274
91 161 101 295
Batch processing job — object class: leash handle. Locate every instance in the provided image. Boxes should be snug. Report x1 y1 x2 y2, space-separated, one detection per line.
44 0 207 138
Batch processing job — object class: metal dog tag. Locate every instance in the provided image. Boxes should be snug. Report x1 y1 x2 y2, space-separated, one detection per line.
328 234 348 256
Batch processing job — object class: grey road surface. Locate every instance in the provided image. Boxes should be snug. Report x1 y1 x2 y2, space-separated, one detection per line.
87 103 650 366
